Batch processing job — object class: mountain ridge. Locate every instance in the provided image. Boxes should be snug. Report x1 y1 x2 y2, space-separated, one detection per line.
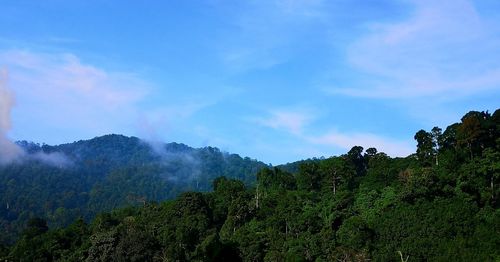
1 134 269 243
2 109 499 261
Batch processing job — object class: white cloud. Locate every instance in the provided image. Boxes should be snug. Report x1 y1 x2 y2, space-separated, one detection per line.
1 49 234 151
0 69 25 164
0 50 150 140
0 69 14 131
0 135 24 165
31 151 72 167
254 109 314 135
0 68 73 166
331 0 500 99
1 50 147 108
253 108 414 157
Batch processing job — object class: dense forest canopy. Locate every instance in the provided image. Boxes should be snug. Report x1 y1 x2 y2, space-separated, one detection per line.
0 109 499 261
0 135 267 244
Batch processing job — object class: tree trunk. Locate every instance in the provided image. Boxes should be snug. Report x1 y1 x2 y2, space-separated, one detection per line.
255 184 260 208
491 176 495 200
397 251 409 262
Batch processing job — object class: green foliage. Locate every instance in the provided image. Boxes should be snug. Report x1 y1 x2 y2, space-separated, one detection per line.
415 129 434 166
2 109 500 261
0 135 267 244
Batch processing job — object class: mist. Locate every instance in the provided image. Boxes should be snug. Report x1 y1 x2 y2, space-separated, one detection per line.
143 139 202 183
0 70 70 167
31 151 72 167
138 119 203 183
0 69 25 164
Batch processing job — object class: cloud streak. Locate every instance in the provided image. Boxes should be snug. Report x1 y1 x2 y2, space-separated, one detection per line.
0 50 151 140
254 108 414 158
330 0 500 99
254 109 314 135
1 50 147 108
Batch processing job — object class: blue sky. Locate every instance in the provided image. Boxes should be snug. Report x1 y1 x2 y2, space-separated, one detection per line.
0 0 499 164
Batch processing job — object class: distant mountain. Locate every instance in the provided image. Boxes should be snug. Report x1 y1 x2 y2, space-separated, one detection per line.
0 134 268 243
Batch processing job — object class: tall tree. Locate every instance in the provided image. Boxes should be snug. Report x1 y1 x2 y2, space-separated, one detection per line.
296 163 322 191
320 157 356 195
347 146 366 176
414 130 433 166
457 111 488 160
431 127 442 165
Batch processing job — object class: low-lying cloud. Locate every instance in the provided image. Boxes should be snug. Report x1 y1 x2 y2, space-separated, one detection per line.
0 69 70 167
31 151 72 167
142 138 202 183
0 69 25 164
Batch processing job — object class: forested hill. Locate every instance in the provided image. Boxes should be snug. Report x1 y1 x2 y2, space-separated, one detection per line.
1 109 498 261
0 135 268 243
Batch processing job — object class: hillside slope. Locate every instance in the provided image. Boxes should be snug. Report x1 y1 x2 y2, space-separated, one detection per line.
0 135 268 243
2 109 499 261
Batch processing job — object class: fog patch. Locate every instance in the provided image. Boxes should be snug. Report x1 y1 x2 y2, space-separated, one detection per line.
0 69 70 167
142 139 203 183
0 69 25 165
31 151 72 168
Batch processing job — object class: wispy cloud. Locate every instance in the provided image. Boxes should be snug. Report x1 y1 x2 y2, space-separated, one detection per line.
254 109 314 135
1 50 147 108
0 50 149 139
31 151 72 167
253 108 414 157
0 69 71 166
136 101 215 142
329 0 500 99
0 69 14 132
1 49 233 152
